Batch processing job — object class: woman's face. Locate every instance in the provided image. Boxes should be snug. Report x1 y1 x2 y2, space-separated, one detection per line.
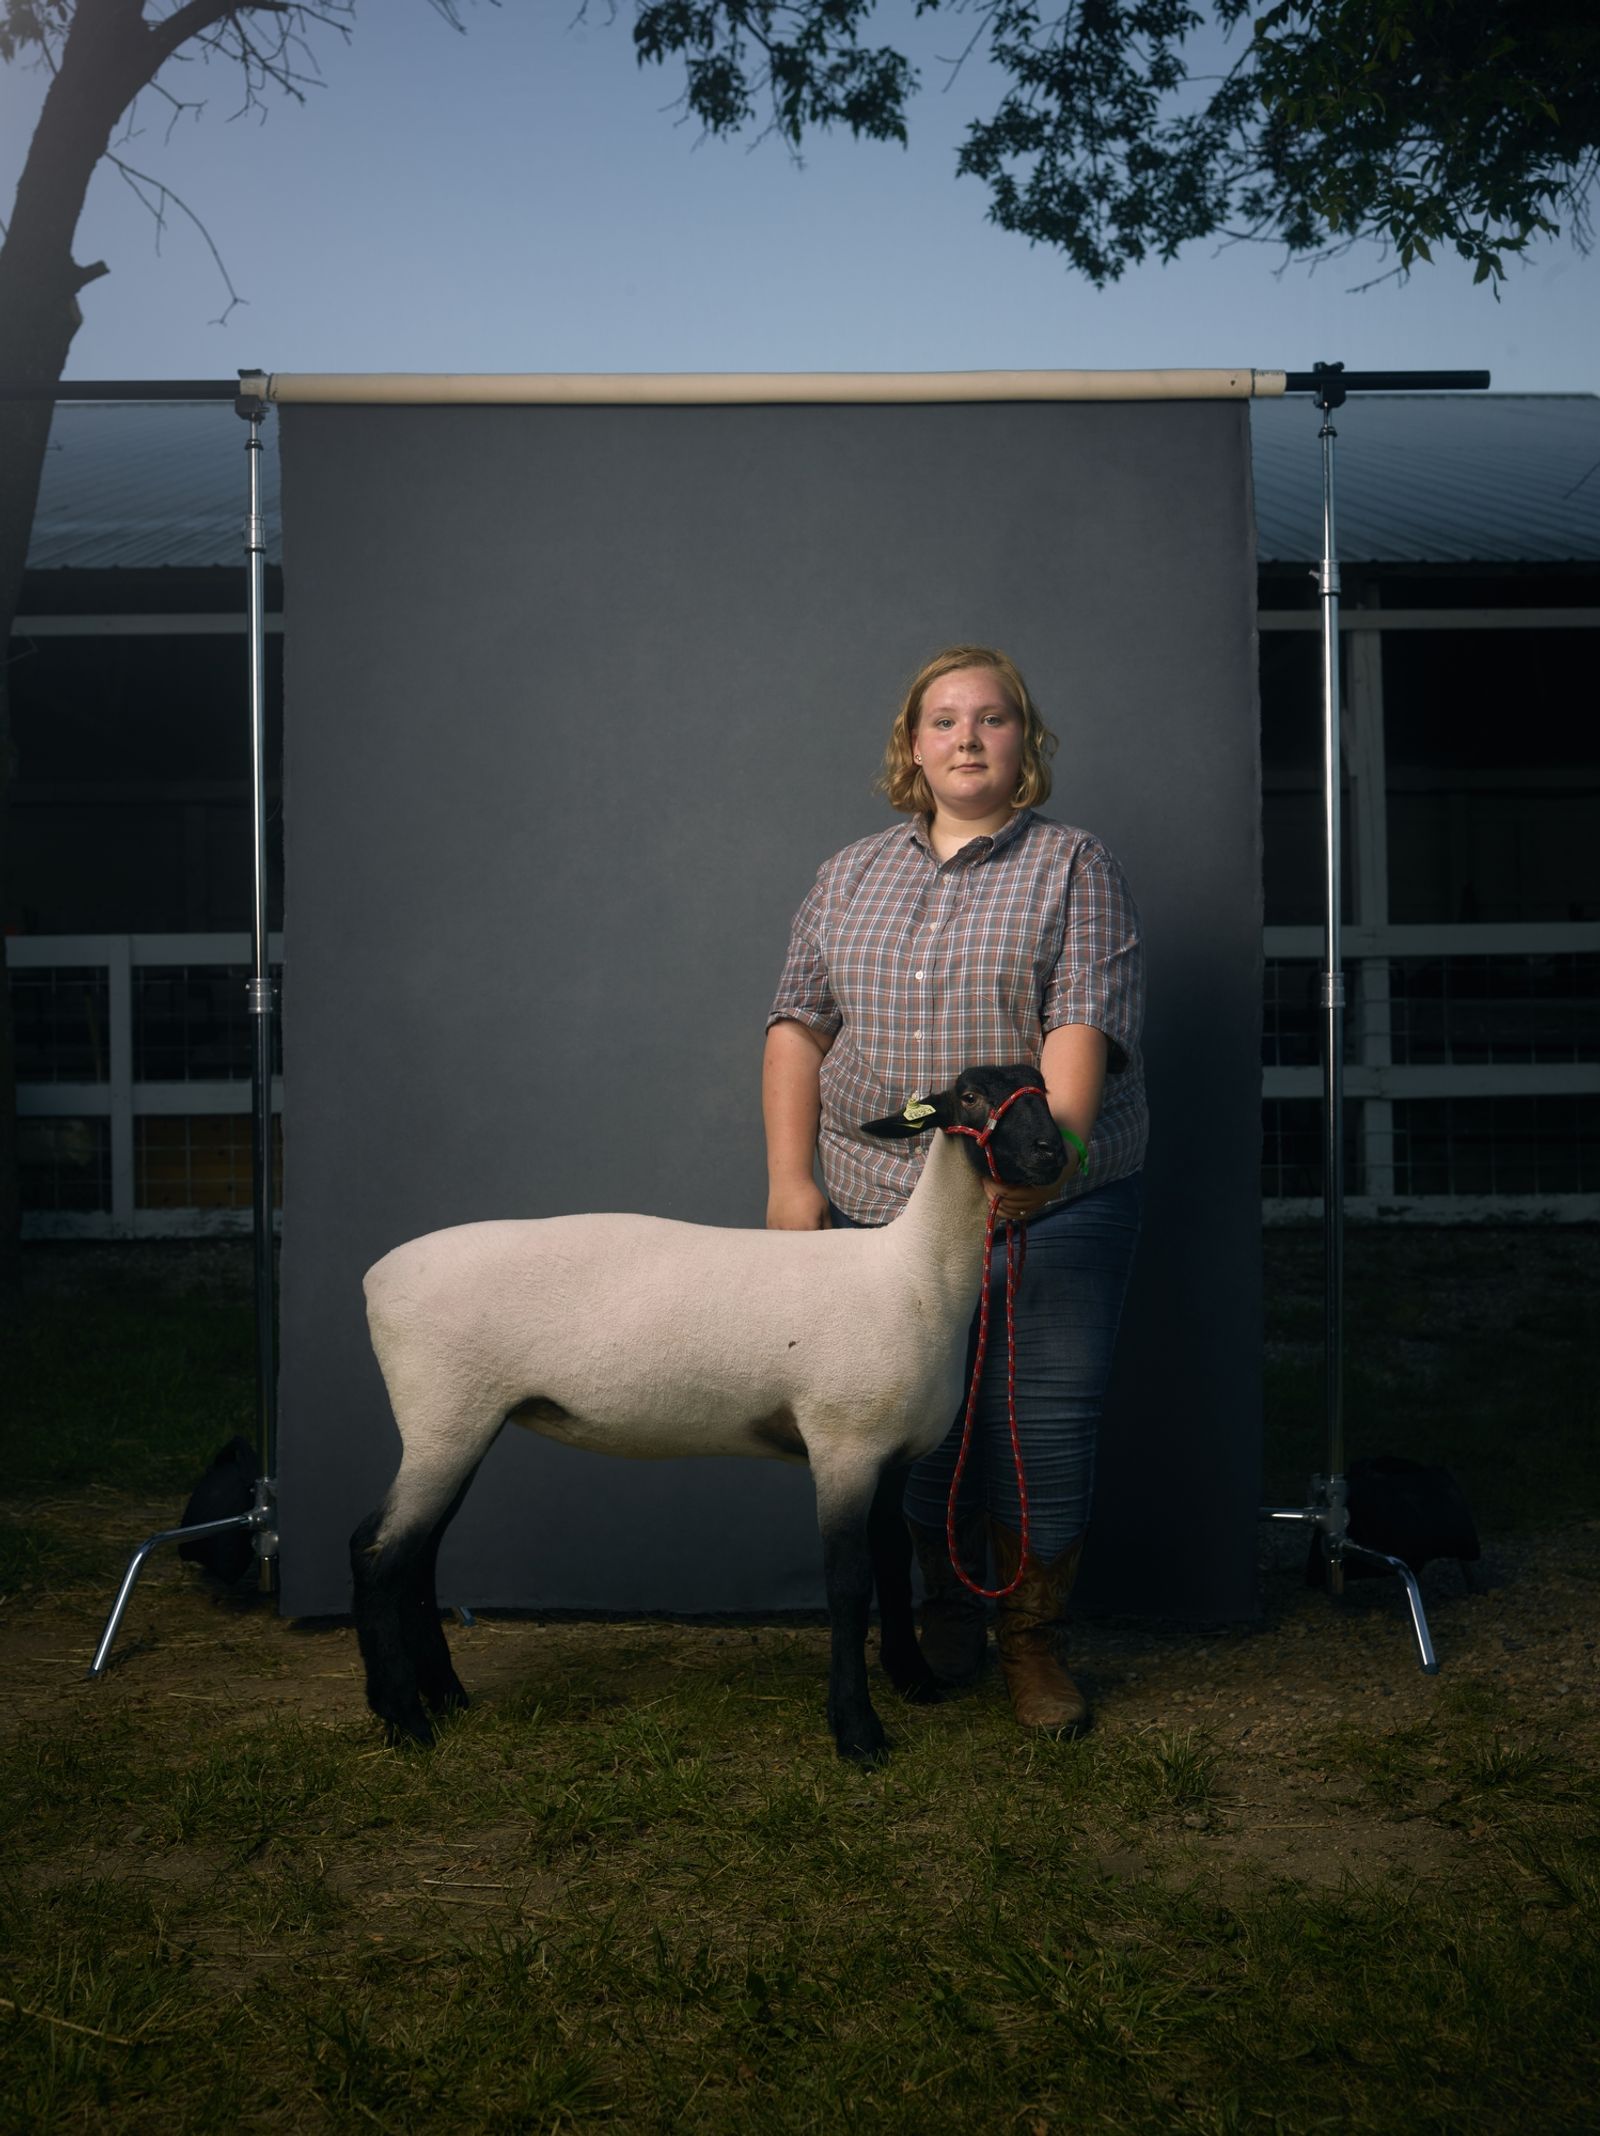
913 666 1026 821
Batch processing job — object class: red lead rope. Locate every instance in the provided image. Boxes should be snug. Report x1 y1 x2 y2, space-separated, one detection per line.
940 1085 1048 1600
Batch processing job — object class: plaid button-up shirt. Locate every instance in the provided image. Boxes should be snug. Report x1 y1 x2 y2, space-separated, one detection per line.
767 809 1147 1224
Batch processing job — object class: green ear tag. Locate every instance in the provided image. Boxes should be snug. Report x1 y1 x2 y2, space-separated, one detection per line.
902 1100 936 1124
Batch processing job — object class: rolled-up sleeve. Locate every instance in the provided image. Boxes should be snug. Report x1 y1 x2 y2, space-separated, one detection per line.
1041 844 1143 1073
766 871 843 1039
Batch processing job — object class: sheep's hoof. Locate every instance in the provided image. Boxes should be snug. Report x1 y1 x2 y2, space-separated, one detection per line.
423 1670 470 1717
380 1702 435 1750
833 1710 889 1763
879 1642 943 1703
894 1675 943 1706
838 1736 891 1768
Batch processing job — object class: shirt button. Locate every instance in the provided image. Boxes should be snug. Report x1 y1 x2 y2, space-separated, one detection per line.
914 970 924 981
912 1030 923 1041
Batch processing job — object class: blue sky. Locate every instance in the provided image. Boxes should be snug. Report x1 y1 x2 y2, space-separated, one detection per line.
2 3 1594 389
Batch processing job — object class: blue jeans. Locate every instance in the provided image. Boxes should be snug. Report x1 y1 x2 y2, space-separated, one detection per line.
832 1172 1143 1564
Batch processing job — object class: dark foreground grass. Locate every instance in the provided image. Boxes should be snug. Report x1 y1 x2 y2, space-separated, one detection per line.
2 1229 1598 2131
4 1633 1598 2135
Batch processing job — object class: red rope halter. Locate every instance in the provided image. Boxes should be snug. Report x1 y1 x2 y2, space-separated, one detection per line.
940 1084 1048 1600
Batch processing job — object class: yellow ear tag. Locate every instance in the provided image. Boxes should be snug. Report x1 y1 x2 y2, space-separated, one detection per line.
902 1100 936 1125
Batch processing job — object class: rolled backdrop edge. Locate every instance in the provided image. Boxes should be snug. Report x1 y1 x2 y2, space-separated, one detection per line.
246 368 1287 406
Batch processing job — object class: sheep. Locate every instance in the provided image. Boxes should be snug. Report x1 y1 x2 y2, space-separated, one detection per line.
350 1063 1066 1762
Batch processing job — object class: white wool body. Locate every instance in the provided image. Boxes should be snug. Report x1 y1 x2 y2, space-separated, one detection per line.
363 1127 992 1542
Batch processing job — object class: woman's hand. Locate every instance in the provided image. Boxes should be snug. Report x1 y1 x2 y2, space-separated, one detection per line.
767 1179 832 1230
984 1158 1074 1224
980 1022 1107 1222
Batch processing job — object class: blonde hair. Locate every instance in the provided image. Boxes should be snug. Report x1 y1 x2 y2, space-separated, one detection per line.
878 645 1057 816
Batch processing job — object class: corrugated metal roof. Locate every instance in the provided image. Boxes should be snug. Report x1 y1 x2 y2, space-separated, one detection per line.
25 400 282 571
24 390 1600 573
1250 392 1600 564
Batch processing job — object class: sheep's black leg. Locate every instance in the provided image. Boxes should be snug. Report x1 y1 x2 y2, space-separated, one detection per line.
351 1403 506 1746
403 1473 475 1718
869 1463 941 1704
351 1508 436 1748
819 1489 888 1763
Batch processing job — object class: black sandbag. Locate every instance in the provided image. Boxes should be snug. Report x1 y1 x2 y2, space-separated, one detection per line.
177 1435 259 1583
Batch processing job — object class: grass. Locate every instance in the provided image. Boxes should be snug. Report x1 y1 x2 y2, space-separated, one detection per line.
2 1254 256 1494
2 1229 1598 2131
3 1674 1597 2132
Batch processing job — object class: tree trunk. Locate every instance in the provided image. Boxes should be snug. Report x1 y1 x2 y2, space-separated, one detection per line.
0 0 245 1293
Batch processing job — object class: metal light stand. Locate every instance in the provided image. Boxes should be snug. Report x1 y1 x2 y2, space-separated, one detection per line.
88 377 280 1674
1260 361 1489 1674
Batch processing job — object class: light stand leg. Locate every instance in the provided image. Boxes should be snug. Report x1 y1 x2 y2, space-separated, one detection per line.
87 1507 270 1679
87 381 281 1677
1259 362 1439 1678
1341 1543 1440 1671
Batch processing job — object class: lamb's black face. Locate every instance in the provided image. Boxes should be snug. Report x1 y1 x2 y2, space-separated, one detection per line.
858 1065 1065 1187
949 1064 1066 1190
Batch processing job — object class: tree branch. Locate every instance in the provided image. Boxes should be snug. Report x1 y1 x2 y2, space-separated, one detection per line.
105 148 246 323
147 0 292 73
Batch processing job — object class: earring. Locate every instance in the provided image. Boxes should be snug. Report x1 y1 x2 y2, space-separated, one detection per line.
913 755 922 765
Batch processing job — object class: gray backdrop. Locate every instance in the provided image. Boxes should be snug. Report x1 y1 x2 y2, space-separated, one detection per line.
277 398 1262 1622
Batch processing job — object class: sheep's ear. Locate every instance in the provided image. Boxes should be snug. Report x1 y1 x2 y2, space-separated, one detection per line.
859 1089 955 1140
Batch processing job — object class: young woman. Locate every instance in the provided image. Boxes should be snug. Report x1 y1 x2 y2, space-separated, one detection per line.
763 645 1146 1732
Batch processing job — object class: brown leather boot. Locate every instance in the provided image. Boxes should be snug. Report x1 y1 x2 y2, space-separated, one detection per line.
907 1515 988 1686
988 1521 1089 1734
